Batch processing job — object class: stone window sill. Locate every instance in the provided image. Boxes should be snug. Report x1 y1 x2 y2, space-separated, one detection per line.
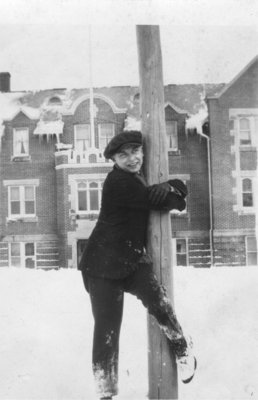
7 216 38 223
11 155 32 162
168 149 181 156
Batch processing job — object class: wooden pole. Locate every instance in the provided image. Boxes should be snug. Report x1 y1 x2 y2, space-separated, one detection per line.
136 25 178 399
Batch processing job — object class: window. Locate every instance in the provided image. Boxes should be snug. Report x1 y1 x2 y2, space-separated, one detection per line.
166 121 178 150
25 243 35 268
77 180 103 213
98 123 115 150
9 242 36 268
74 124 91 151
10 243 21 267
246 236 257 266
176 239 188 266
13 128 29 156
9 185 36 218
242 178 253 207
239 118 252 146
229 109 258 148
48 96 62 106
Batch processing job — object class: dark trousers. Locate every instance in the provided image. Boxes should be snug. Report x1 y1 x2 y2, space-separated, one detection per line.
82 264 187 397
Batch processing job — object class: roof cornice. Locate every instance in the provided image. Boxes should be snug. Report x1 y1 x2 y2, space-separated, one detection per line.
63 93 127 115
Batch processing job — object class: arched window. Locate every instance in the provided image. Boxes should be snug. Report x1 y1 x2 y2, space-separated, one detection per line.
48 96 62 106
239 118 251 145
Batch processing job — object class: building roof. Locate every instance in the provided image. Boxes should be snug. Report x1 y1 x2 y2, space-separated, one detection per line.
0 83 225 138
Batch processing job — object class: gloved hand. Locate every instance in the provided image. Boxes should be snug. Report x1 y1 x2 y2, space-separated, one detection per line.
169 179 188 198
148 182 171 205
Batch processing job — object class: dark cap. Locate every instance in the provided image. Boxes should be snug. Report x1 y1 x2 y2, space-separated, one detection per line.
104 131 143 159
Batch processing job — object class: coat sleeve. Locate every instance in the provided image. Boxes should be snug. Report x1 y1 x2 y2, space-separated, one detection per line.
108 172 186 212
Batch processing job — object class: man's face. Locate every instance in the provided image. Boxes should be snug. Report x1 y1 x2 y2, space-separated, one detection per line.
113 145 143 173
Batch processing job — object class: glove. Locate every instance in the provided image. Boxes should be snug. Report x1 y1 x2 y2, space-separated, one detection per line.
169 179 188 198
148 182 171 205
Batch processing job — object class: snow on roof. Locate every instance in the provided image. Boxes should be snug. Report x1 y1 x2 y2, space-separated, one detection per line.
0 92 23 121
34 120 64 137
165 101 188 115
0 83 224 145
186 107 208 134
0 92 24 146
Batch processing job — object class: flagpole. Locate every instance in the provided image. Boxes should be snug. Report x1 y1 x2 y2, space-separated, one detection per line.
89 25 95 148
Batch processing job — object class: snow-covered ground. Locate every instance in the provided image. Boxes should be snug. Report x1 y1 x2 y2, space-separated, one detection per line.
0 266 257 400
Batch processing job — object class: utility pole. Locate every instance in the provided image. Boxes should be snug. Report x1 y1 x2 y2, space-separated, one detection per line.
136 25 178 399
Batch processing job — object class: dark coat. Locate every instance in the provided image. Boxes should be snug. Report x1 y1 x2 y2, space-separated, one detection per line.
79 166 186 279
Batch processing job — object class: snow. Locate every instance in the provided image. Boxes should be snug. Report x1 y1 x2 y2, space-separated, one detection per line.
0 266 257 400
186 108 208 134
186 89 208 134
0 92 23 142
124 116 141 132
0 92 40 149
34 120 64 136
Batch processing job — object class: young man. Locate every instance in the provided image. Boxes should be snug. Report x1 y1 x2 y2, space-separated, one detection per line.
79 131 196 399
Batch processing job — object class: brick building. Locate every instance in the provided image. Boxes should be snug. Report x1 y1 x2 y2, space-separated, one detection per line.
206 55 258 266
0 56 257 269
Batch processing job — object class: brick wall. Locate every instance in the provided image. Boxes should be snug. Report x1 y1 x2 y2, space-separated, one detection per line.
169 129 210 233
0 112 58 237
213 236 246 266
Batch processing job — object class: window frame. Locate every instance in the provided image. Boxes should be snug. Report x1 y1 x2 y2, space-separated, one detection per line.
238 175 256 213
74 124 91 151
176 238 188 266
4 180 39 221
98 123 115 150
239 117 252 146
241 178 254 208
9 242 36 268
245 236 257 266
231 115 258 148
8 185 36 219
13 127 29 157
166 120 178 151
233 173 256 214
76 180 103 214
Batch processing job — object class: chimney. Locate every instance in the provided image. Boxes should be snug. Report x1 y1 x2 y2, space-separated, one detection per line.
0 72 11 92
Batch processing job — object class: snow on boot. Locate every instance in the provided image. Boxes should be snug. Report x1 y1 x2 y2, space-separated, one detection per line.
176 336 197 384
176 353 197 383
